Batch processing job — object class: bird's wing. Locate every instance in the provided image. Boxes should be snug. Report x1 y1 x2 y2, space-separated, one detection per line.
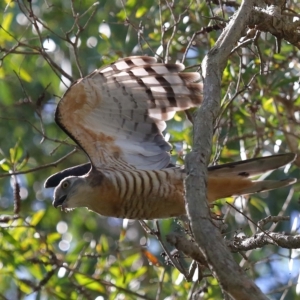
56 56 202 171
207 153 296 177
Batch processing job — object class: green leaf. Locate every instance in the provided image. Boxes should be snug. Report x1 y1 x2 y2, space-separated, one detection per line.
273 53 287 60
262 98 275 114
116 10 126 21
249 197 267 212
97 235 109 253
0 159 10 171
30 210 46 226
126 0 137 8
74 274 105 292
18 68 32 82
1 230 18 247
136 7 147 18
9 226 28 243
0 13 13 42
47 232 61 244
9 148 15 164
9 139 24 164
4 0 15 6
18 280 33 294
99 32 109 41
122 252 140 268
16 156 29 170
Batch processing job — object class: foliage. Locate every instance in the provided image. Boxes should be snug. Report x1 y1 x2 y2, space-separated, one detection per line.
0 0 300 299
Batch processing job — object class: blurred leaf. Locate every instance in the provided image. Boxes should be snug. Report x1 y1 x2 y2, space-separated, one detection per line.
126 0 137 8
1 230 18 246
273 53 288 60
97 234 109 253
136 6 147 18
262 98 275 114
174 114 182 122
18 280 33 294
142 249 160 266
0 159 10 171
249 197 267 212
17 152 29 170
116 10 126 21
0 13 13 42
4 0 15 6
119 228 126 242
47 232 61 243
30 210 46 226
9 139 23 164
74 273 105 292
99 32 109 41
18 68 32 83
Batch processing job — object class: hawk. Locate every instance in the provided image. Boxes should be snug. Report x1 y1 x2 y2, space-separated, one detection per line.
45 56 296 219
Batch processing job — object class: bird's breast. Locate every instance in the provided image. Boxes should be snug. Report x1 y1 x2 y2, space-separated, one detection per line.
87 168 186 219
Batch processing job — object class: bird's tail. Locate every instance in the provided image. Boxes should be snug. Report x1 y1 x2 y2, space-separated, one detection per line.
236 178 296 195
207 153 297 201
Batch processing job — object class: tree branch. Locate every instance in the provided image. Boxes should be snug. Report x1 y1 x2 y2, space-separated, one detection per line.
228 232 300 252
249 6 300 49
166 232 208 267
185 0 269 299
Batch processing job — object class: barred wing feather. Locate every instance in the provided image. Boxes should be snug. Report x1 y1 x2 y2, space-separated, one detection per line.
56 56 202 170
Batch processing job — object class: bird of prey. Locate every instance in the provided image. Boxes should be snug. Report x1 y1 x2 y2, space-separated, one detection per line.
45 56 297 219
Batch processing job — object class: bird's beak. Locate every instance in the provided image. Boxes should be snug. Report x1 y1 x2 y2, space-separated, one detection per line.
53 195 67 208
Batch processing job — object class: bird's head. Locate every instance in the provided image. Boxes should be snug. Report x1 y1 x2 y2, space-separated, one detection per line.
53 176 87 211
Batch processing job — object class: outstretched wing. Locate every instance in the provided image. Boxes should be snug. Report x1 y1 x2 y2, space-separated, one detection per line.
56 56 202 170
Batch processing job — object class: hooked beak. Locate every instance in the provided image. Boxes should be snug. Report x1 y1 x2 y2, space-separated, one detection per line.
53 195 67 208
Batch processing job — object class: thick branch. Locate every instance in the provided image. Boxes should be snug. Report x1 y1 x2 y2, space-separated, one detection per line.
249 6 300 49
228 232 300 252
185 1 268 299
167 231 300 261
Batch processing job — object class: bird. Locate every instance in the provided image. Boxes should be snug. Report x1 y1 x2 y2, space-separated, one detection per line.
45 56 297 219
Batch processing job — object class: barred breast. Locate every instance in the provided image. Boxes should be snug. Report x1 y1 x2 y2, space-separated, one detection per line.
89 168 186 219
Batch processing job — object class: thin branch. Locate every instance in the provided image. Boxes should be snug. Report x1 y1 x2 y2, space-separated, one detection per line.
166 232 208 267
257 215 290 231
155 268 165 300
0 116 73 147
139 221 190 279
13 176 21 215
226 201 280 244
0 149 77 178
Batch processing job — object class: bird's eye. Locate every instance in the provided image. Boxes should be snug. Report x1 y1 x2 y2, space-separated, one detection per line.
62 180 69 189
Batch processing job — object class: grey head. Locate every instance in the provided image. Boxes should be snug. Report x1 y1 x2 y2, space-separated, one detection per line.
53 176 87 211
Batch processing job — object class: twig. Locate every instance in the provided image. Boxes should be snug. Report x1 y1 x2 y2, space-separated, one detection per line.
0 116 74 147
155 268 165 300
226 202 277 243
154 221 187 276
139 221 190 278
166 232 208 267
13 176 21 215
0 148 77 178
257 215 290 231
